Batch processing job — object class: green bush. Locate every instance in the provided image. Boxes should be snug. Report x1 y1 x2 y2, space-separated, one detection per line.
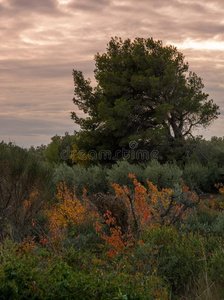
52 159 218 197
107 160 144 191
209 247 224 288
0 142 53 242
0 240 169 300
183 162 209 191
206 162 224 192
135 226 205 296
51 162 75 191
44 132 77 166
181 208 224 237
143 160 182 189
188 136 224 168
212 212 224 235
52 163 108 196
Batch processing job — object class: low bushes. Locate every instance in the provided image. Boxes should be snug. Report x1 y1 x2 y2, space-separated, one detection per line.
0 142 53 242
144 160 183 190
52 159 224 197
0 240 169 300
52 163 108 196
182 162 210 191
107 160 144 191
0 172 224 299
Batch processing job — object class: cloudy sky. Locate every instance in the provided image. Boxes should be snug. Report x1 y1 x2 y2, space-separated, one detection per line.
1 0 224 148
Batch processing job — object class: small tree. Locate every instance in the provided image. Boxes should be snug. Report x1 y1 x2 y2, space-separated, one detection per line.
44 132 77 166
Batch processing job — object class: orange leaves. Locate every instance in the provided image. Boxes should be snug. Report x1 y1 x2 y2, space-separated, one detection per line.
47 181 99 243
94 223 102 234
128 173 136 179
102 211 134 258
215 183 224 194
104 227 126 258
47 181 134 257
48 184 85 234
110 182 126 197
104 210 116 226
112 174 200 229
45 176 200 258
93 209 134 258
39 236 48 245
23 189 40 213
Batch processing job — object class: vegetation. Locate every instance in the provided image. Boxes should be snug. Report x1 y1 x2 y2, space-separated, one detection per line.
1 140 224 298
0 142 53 242
1 38 223 299
71 37 219 162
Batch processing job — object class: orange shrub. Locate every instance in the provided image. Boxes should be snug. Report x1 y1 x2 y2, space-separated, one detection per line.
98 210 134 258
47 181 100 245
111 174 200 233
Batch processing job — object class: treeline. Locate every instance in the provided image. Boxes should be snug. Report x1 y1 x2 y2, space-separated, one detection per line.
29 133 224 193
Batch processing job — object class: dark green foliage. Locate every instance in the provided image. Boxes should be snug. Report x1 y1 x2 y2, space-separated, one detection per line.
180 205 224 237
181 136 224 191
209 246 224 288
143 160 183 189
28 144 47 161
0 142 53 242
183 162 209 191
71 37 219 162
44 132 77 166
0 240 168 300
186 136 224 167
181 161 224 193
134 226 220 297
107 160 144 191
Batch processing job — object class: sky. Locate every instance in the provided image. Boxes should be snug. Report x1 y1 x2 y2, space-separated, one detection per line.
0 0 224 148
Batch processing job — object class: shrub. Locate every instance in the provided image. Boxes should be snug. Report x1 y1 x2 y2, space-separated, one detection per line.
143 160 183 190
89 193 129 232
44 132 77 166
181 206 224 237
52 163 108 196
110 174 199 236
188 136 224 168
51 163 75 192
107 160 144 191
212 212 224 235
0 240 169 299
45 181 101 251
0 142 53 242
83 164 108 194
183 162 209 191
135 226 205 296
209 247 224 288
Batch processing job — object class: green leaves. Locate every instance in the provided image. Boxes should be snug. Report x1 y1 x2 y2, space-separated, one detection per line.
71 37 219 162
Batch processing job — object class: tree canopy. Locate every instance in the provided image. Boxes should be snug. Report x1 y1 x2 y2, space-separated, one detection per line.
71 37 219 162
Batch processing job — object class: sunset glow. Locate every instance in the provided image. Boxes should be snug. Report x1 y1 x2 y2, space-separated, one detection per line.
171 38 224 51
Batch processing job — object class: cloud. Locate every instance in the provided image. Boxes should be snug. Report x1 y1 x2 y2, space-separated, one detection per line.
3 0 61 16
0 0 223 147
68 0 112 11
